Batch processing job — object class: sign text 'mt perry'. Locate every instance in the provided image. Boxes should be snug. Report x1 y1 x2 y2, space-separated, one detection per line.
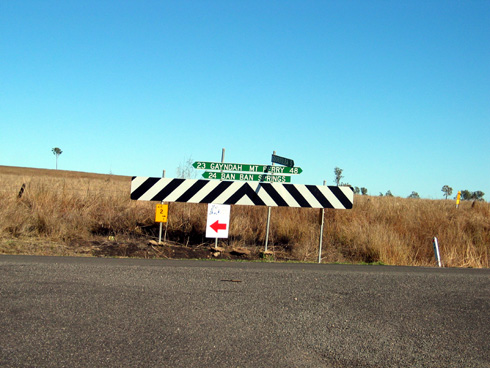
193 161 302 175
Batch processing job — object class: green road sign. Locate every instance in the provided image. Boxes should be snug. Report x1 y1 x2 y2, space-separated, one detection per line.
271 154 294 167
202 171 292 183
193 161 302 175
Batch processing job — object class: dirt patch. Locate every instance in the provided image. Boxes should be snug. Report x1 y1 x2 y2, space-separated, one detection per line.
70 237 278 261
1 235 295 262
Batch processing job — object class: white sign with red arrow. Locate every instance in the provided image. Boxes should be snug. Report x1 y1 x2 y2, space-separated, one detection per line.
206 203 231 239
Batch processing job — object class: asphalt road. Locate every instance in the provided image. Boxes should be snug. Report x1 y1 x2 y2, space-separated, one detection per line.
1 255 489 368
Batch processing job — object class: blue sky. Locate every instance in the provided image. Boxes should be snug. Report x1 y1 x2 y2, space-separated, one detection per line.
1 1 489 199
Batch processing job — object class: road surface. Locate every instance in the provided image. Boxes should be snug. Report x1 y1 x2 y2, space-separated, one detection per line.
1 255 489 367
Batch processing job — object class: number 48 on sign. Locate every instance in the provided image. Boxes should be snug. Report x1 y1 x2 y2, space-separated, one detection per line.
155 204 168 223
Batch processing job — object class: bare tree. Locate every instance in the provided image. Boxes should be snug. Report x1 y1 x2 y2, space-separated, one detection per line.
176 157 196 179
52 147 62 170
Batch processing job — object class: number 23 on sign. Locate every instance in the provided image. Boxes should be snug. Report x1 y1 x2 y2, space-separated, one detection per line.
155 204 168 223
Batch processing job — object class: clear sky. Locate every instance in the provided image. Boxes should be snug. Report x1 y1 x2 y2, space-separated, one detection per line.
1 1 489 199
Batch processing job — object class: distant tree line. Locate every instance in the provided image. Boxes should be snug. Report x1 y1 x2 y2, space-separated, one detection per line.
460 190 485 201
333 169 486 201
333 167 368 195
353 187 368 195
442 185 485 201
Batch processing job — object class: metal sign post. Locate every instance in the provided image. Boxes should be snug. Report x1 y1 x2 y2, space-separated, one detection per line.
265 207 272 252
158 170 166 244
318 180 326 263
264 151 276 252
215 148 225 248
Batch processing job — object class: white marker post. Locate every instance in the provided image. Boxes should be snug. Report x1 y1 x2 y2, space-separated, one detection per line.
433 237 442 267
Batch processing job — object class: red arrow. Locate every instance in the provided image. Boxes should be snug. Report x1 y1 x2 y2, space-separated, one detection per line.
210 220 227 233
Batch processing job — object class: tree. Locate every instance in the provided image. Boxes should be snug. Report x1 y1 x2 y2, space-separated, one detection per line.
408 191 420 199
353 187 360 194
460 190 472 201
385 190 393 197
361 187 368 195
472 191 485 201
334 167 344 186
461 190 485 201
52 147 62 170
379 192 384 197
441 185 453 200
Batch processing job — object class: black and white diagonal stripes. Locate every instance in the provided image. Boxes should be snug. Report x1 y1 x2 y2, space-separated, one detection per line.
131 177 353 209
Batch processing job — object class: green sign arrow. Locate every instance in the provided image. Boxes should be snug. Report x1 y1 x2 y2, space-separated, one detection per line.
193 161 302 175
202 171 292 183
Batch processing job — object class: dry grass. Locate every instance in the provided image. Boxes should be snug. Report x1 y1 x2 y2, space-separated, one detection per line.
1 166 488 267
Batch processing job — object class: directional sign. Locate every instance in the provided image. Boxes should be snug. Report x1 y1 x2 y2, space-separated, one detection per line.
202 171 291 183
271 154 294 167
193 161 302 175
206 203 230 238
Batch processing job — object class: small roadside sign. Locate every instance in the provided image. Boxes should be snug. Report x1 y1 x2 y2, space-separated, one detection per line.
206 203 230 238
155 204 168 223
271 154 294 167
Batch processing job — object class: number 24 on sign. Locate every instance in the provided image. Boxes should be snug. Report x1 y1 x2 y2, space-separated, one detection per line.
155 204 168 223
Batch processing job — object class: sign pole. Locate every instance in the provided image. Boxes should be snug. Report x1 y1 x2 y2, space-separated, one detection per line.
215 148 225 249
264 151 275 252
318 180 326 263
163 170 169 242
265 207 271 252
158 170 166 244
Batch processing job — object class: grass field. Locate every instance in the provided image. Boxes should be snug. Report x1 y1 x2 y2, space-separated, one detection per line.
1 165 488 267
